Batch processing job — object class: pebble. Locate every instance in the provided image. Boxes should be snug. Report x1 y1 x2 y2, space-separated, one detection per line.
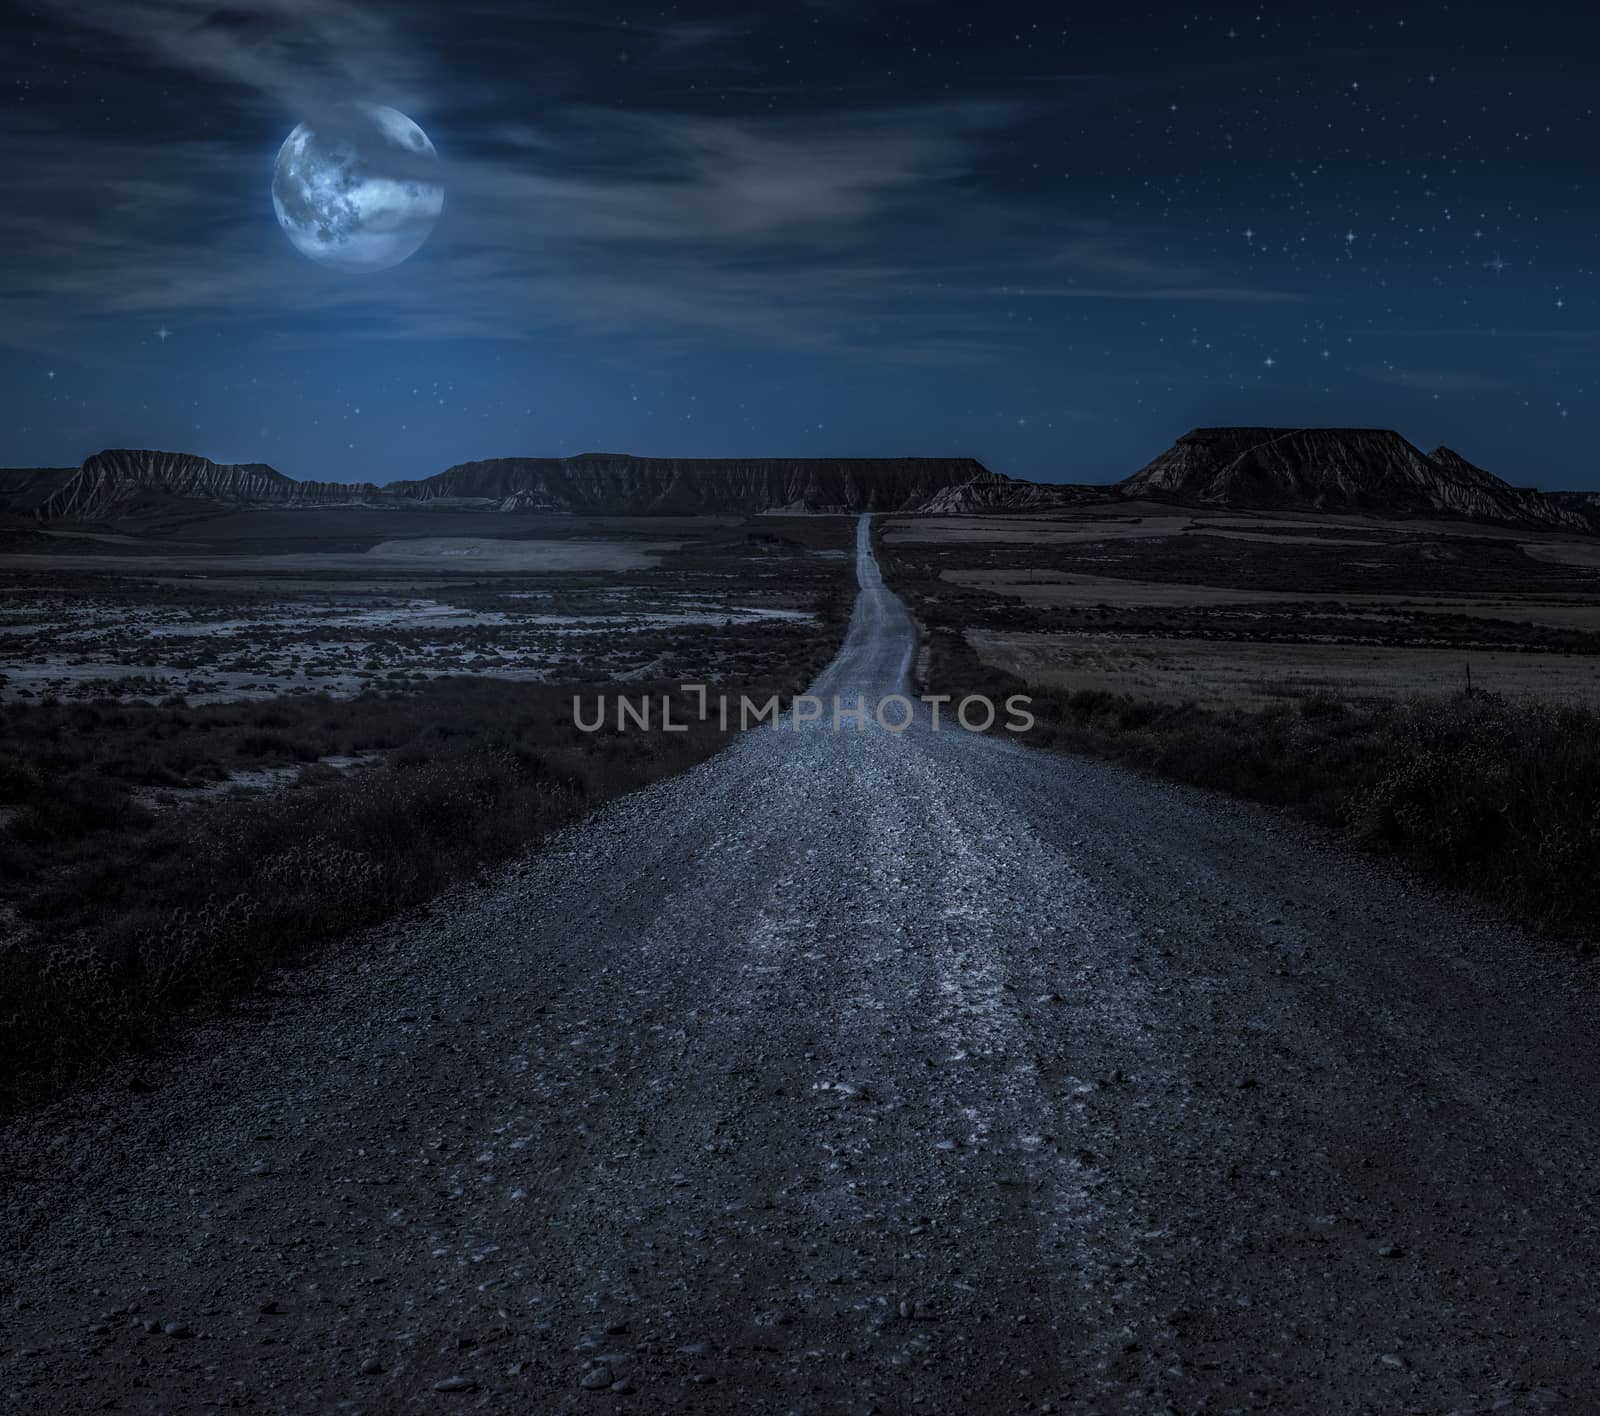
579 1366 614 1390
433 1376 477 1393
161 1322 193 1339
359 1357 384 1375
1377 1242 1405 1259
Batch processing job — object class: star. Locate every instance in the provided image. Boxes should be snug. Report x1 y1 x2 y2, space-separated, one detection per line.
46 370 56 380
1263 356 1276 368
156 326 171 343
1555 298 1565 309
1343 230 1357 245
1243 227 1256 240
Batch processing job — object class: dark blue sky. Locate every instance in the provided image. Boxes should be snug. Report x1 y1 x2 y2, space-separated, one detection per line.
5 1 1600 488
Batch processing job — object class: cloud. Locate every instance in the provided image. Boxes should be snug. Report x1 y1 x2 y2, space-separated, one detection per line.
453 101 1023 244
2 83 1040 359
9 0 1296 364
42 0 423 120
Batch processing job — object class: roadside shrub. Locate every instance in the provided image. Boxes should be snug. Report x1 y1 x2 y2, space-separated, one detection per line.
0 666 838 1110
910 618 1600 942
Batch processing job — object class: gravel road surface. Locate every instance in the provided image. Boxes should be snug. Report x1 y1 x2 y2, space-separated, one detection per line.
3 516 1597 1413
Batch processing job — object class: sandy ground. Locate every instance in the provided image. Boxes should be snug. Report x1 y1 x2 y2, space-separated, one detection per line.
1521 540 1600 569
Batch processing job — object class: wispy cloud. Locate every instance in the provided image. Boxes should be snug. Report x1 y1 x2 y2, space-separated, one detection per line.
11 0 1296 363
43 0 424 119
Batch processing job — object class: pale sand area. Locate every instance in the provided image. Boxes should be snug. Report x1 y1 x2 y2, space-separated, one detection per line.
887 514 1386 548
971 630 1600 709
886 507 1600 549
0 537 677 577
947 569 1600 631
1521 541 1600 569
884 514 1196 544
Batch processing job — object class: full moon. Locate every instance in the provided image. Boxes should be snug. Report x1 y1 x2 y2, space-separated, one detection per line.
272 105 443 273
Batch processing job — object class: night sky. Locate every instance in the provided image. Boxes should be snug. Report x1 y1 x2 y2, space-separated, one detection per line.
6 1 1600 489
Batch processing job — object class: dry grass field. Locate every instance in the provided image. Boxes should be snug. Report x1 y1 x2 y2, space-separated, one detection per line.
877 505 1600 943
969 631 1600 708
0 512 856 1103
883 501 1600 708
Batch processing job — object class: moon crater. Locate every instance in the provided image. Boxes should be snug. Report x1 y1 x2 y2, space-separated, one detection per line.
272 105 443 273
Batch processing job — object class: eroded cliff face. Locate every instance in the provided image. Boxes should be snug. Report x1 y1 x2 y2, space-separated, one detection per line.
18 439 1597 529
0 468 78 516
1549 489 1600 518
25 449 1041 520
387 454 1019 514
34 450 382 522
1118 427 1594 530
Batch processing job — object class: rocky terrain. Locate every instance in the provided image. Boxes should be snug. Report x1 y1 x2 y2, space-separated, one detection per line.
33 450 380 522
0 467 77 516
7 432 1598 530
2 518 1595 1413
11 451 1035 523
397 454 1020 514
1552 488 1600 518
1118 426 1597 531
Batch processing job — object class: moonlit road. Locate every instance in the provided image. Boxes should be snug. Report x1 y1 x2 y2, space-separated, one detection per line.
3 517 1598 1412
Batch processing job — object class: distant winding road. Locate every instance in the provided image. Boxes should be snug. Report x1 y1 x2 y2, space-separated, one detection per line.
3 516 1598 1413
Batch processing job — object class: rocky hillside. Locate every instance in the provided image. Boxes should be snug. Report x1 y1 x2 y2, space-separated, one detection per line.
0 467 78 517
33 450 382 522
389 454 1019 515
1550 489 1600 520
17 449 1044 521
13 437 1597 528
1119 427 1595 531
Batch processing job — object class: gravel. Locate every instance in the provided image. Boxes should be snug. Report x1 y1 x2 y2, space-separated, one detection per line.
2 516 1597 1412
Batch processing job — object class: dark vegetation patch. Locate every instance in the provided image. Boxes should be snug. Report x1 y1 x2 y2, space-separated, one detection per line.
890 530 1600 598
0 519 855 1109
879 523 1600 945
881 532 1600 655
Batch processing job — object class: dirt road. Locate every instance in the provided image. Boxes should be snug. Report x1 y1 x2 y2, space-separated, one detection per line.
3 516 1597 1412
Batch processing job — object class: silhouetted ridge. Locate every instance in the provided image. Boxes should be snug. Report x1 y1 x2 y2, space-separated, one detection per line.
1118 427 1593 530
